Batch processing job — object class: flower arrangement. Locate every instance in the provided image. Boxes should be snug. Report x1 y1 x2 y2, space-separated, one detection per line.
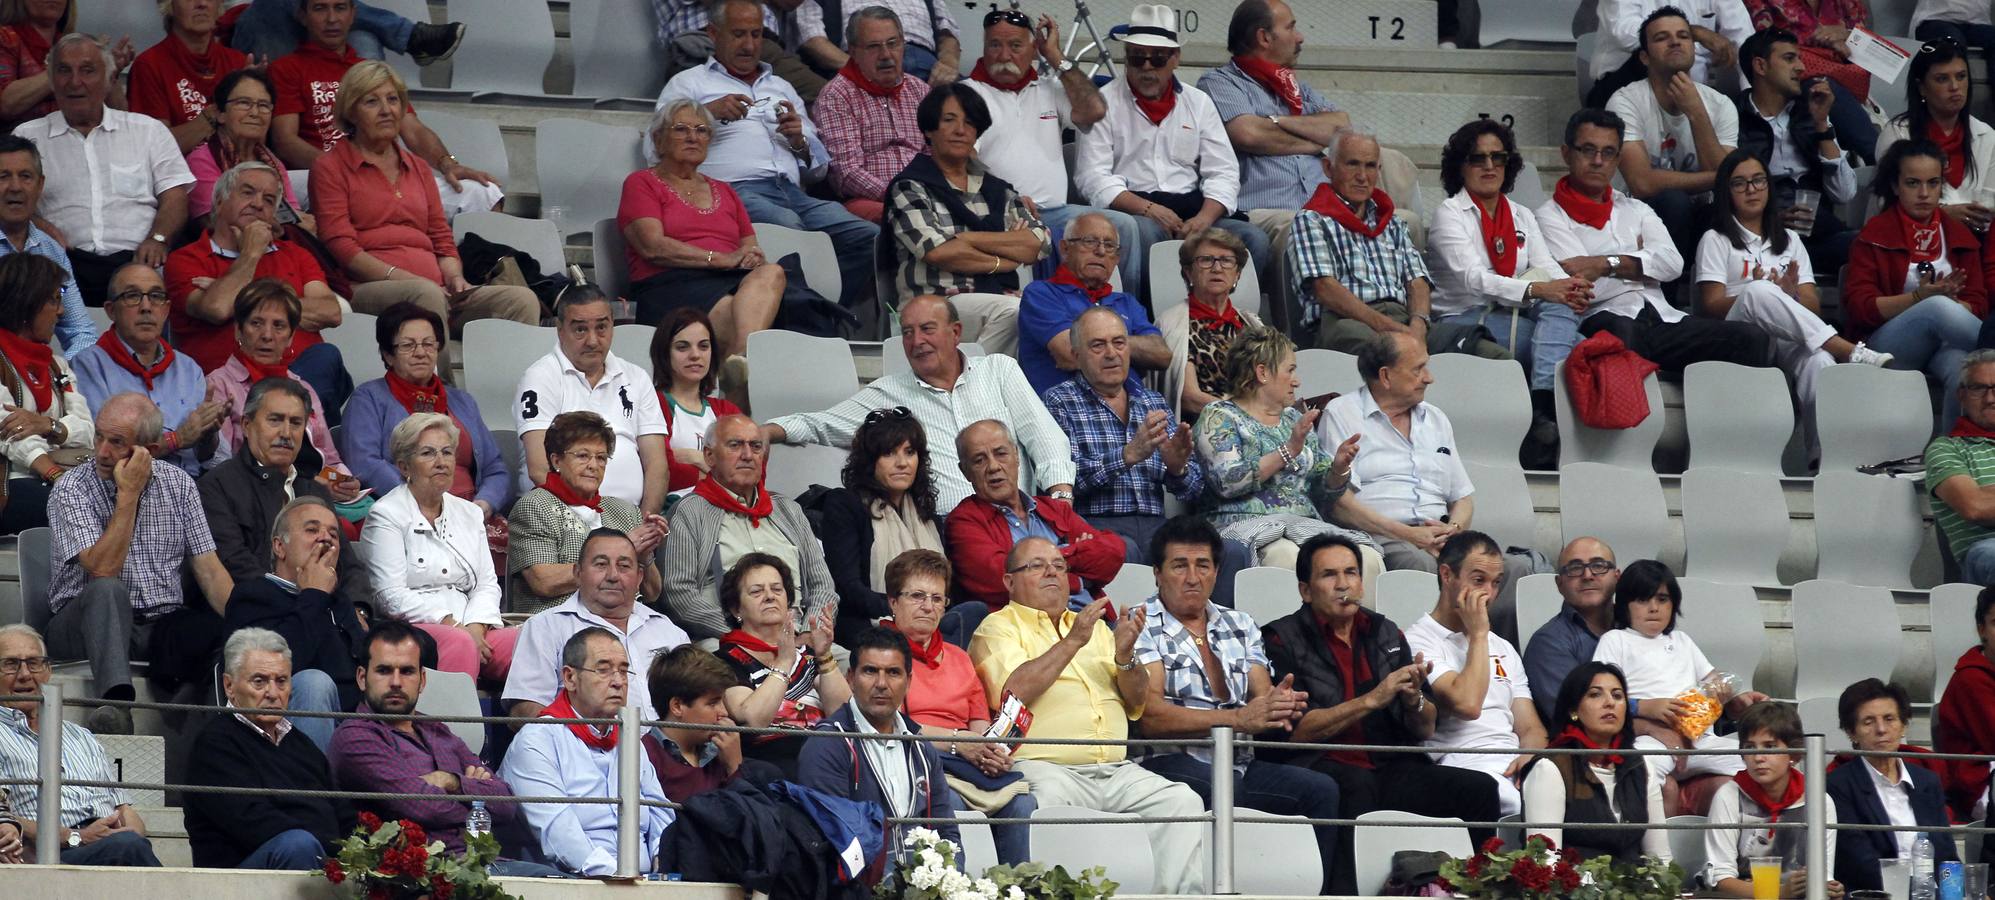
318 811 522 900
1438 835 1686 900
875 827 1118 900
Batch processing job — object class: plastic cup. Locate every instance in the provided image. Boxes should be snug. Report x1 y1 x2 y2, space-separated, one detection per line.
1965 862 1988 900
1882 858 1914 900
1791 189 1822 236
1751 856 1784 899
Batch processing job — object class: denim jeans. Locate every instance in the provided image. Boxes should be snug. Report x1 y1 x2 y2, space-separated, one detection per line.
1090 513 1253 608
60 830 162 867
288 341 352 428
1439 301 1582 391
729 176 878 309
1038 204 1143 292
1139 753 1340 894
939 601 990 649
488 858 574 877
238 828 326 870
1863 294 1980 425
984 790 1037 866
232 0 415 63
901 43 938 81
287 668 341 752
1959 538 1995 586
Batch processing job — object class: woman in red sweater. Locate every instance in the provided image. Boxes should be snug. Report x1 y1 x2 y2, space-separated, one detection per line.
1844 138 1988 427
651 306 741 499
1935 587 1995 828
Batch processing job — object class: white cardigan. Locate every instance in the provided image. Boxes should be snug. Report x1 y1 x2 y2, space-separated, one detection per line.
357 484 503 627
0 353 92 476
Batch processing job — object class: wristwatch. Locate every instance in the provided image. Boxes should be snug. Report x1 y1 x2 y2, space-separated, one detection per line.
1605 254 1622 275
66 829 81 848
1116 657 1137 672
1053 58 1076 76
148 233 166 245
1049 489 1074 501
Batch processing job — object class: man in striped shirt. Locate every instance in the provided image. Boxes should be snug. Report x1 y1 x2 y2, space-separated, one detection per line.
1927 351 1995 585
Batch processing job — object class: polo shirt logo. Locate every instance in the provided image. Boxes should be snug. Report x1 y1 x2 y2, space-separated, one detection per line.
619 386 635 418
1491 655 1509 679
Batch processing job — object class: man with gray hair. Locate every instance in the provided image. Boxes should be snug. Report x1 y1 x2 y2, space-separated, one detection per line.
0 133 95 358
164 161 347 407
13 32 194 305
813 6 932 222
45 393 235 734
1927 349 1995 586
216 496 363 747
794 0 963 83
199 378 364 590
185 627 355 870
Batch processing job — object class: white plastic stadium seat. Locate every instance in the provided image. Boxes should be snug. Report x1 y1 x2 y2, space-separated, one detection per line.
1463 462 1535 556
613 325 657 379
490 428 524 484
954 809 999 874
1510 160 1550 211
415 668 485 755
413 109 508 185
1514 573 1561 649
753 223 843 305
1424 354 1531 467
1797 697 1847 748
746 330 859 419
1552 360 1663 469
1373 569 1438 628
762 445 847 499
1028 806 1154 895
1930 583 1981 697
1674 578 1767 690
1294 348 1361 399
1666 815 1710 884
1233 565 1299 628
1104 563 1155 609
367 0 434 86
1790 580 1899 700
1146 239 1262 320
18 527 51 636
568 0 670 102
1683 361 1795 476
882 339 984 377
1813 471 1925 588
1815 365 1933 473
536 119 647 239
460 320 551 427
1557 463 1668 563
323 312 387 387
78 0 165 48
453 211 565 276
447 0 556 98
1352 811 1472 896
592 218 631 301
1235 809 1323 895
1679 467 1788 585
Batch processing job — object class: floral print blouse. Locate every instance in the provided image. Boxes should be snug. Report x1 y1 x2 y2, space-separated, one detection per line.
1192 399 1349 528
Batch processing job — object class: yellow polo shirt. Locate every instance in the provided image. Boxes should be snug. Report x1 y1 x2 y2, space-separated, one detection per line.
969 601 1142 765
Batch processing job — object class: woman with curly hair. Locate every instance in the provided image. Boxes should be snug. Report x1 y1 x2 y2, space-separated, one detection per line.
809 407 943 645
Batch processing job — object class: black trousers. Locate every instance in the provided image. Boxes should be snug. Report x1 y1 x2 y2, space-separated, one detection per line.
1307 756 1503 895
66 247 135 308
1581 305 1773 374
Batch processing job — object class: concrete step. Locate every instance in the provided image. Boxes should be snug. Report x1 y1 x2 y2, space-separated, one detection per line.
133 805 190 868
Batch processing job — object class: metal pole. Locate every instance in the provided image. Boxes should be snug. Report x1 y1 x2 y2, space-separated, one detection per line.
1210 726 1236 895
1804 735 1826 900
35 681 63 866
616 705 641 878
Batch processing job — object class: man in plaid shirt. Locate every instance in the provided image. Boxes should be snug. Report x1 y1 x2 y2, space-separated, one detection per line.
814 7 929 223
1042 307 1248 604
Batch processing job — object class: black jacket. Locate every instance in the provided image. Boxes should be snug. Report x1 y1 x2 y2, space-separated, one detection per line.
184 712 355 868
1525 754 1649 864
223 575 367 710
1826 758 1959 890
659 779 870 900
1262 606 1434 762
1730 90 1853 234
197 453 363 588
796 705 959 846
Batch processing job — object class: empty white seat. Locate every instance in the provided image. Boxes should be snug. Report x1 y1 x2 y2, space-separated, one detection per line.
78 0 165 47
1028 806 1155 895
954 809 999 874
490 428 524 483
1104 563 1155 608
753 223 843 305
1790 580 1899 700
882 339 984 377
1515 573 1562 649
19 527 50 635
1553 360 1663 469
568 0 670 101
1352 811 1472 896
1295 348 1361 399
460 320 551 425
593 218 631 301
746 330 859 419
1558 462 1668 562
762 445 848 499
1146 239 1262 319
1683 361 1795 476
1666 815 1710 885
1674 578 1767 690
1797 696 1847 747
321 312 386 386
613 325 658 379
1816 365 1933 472
536 119 646 240
413 109 508 185
1928 582 1981 698
1374 569 1438 626
453 211 565 276
1425 355 1531 467
1233 565 1300 627
1680 467 1788 585
414 668 484 754
1511 159 1550 210
1464 461 1536 556
447 0 555 97
1813 471 1925 588
1235 809 1323 895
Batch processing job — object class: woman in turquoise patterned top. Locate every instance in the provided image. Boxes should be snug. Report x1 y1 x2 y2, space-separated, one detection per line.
1193 326 1378 570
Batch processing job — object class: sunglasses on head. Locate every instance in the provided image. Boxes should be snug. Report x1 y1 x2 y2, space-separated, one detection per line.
984 8 1032 30
865 406 913 425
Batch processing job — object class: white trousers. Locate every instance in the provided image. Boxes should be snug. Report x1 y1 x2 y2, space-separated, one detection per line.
945 293 1021 359
1636 730 1747 787
1725 280 1837 410
1011 758 1208 894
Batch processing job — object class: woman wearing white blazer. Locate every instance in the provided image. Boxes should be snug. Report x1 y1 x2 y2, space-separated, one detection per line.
359 412 516 682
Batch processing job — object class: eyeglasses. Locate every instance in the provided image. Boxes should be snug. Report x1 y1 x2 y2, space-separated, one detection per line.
865 406 913 425
578 663 632 679
1192 255 1239 270
1556 559 1617 578
1727 174 1770 192
1568 143 1620 162
668 123 712 138
1962 382 1995 397
0 656 50 675
393 339 440 354
1466 151 1511 168
897 589 947 607
1125 50 1177 69
1007 558 1070 575
412 445 457 461
1921 36 1964 52
225 98 274 113
562 449 611 465
1064 236 1120 253
984 8 1033 30
111 288 169 307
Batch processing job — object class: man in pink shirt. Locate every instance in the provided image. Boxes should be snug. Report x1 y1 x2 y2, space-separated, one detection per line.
814 7 930 223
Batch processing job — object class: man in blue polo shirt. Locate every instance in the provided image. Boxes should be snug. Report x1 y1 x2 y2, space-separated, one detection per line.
1018 212 1167 395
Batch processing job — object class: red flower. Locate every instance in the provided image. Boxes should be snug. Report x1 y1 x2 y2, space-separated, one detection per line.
1555 862 1582 892
433 879 455 900
1466 856 1485 879
1561 847 1582 866
367 888 389 900
322 858 345 884
1436 877 1455 893
1481 836 1507 854
358 811 382 832
1512 857 1553 892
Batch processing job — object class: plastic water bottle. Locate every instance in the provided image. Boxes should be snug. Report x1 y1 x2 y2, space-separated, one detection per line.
1911 834 1937 900
465 800 492 841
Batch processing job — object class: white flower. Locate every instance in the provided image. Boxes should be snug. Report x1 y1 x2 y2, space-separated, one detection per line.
1006 886 1026 900
974 877 1000 898
939 868 974 897
919 848 946 870
911 865 943 891
906 827 940 847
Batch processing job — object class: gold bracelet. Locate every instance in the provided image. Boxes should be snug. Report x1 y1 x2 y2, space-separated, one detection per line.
816 653 838 668
988 257 1003 275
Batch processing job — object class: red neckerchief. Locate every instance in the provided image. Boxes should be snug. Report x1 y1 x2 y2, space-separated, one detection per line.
541 469 602 511
721 628 782 654
1898 206 1946 263
694 474 773 527
1733 768 1806 834
885 621 945 669
384 368 450 416
1552 724 1626 766
1049 264 1113 304
1132 79 1178 126
93 331 175 391
1554 176 1615 230
162 31 234 81
1953 416 1995 438
1476 195 1520 277
10 25 51 75
1304 184 1395 239
0 328 55 408
968 58 1036 92
1928 119 1969 188
1231 55 1302 115
1188 294 1244 328
542 690 617 752
839 58 902 98
232 346 290 383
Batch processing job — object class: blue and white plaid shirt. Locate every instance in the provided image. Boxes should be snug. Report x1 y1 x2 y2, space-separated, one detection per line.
1287 203 1431 327
1042 375 1203 519
653 0 783 43
1132 595 1268 768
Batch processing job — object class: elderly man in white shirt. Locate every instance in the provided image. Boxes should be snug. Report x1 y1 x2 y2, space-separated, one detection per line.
1074 6 1269 299
1592 0 1753 91
502 529 691 723
515 288 671 514
762 294 1075 511
655 0 878 309
15 33 193 306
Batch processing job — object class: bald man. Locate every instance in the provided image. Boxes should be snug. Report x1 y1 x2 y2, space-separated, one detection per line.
1520 537 1621 723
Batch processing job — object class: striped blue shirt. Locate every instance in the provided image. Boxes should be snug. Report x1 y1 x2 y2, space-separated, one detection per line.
0 705 129 825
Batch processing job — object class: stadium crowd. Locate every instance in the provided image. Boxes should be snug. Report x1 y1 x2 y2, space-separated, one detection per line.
0 0 1988 894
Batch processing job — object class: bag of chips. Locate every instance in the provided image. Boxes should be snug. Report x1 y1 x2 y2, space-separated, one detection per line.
1674 670 1741 741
